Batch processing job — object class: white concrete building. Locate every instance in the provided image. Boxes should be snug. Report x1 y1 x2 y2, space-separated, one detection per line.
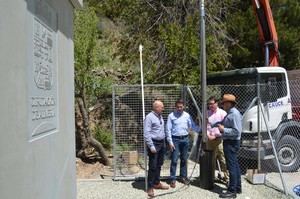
0 0 82 198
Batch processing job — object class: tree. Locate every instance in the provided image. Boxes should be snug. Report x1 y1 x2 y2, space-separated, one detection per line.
74 7 110 165
94 0 235 84
74 2 135 165
92 0 300 80
226 0 300 70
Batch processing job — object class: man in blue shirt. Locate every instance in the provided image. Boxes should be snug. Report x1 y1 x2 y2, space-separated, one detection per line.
167 99 199 188
217 94 242 198
144 100 173 197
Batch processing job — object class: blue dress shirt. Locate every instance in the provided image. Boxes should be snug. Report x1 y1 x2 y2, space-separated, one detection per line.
166 111 200 144
222 107 242 140
144 111 172 149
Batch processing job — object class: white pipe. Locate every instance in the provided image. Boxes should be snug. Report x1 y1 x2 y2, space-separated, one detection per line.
139 44 147 192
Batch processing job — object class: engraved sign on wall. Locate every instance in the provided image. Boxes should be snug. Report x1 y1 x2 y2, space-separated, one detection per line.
28 2 58 140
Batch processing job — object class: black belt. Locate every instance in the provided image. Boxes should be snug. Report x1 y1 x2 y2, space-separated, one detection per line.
152 138 165 143
172 135 188 139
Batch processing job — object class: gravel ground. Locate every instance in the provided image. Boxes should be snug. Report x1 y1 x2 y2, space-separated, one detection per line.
77 177 292 199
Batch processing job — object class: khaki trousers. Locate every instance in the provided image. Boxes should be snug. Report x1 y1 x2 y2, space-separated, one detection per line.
206 138 229 181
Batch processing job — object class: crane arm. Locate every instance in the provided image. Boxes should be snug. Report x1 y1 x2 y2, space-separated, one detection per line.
252 0 279 66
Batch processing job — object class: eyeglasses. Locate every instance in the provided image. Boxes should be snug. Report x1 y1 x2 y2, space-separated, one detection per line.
207 102 216 105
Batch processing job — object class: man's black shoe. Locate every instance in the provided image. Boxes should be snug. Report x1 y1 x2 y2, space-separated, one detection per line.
219 191 237 198
179 177 189 185
236 189 242 194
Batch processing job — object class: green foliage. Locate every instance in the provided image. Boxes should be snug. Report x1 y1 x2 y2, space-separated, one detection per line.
74 7 110 103
74 5 133 106
116 144 134 152
93 1 239 84
81 0 300 89
94 127 113 150
158 18 200 84
226 0 300 69
226 2 260 68
274 0 300 69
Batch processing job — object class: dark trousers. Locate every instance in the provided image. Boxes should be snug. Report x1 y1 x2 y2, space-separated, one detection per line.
170 136 189 181
147 140 166 189
223 140 241 193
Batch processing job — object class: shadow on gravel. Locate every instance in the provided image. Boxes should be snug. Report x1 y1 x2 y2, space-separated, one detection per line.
131 179 227 198
131 180 192 197
189 178 224 195
131 180 145 191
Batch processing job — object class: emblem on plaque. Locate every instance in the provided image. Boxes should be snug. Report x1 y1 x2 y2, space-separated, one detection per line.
33 19 53 90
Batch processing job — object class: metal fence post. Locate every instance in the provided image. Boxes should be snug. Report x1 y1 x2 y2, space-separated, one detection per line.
112 85 117 180
257 82 261 172
258 102 287 195
139 45 147 191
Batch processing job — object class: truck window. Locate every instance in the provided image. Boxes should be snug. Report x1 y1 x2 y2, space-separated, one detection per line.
259 73 287 103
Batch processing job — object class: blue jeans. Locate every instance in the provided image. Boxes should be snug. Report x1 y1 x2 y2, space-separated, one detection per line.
170 136 189 181
223 140 241 193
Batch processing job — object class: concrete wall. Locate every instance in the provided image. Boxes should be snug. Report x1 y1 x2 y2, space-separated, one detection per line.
0 0 82 198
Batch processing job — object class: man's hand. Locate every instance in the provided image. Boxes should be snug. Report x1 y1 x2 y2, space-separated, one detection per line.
217 124 224 133
169 143 175 152
196 116 201 124
150 146 157 153
207 133 216 140
206 117 209 124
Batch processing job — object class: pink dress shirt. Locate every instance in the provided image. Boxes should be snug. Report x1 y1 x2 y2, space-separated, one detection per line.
207 108 227 138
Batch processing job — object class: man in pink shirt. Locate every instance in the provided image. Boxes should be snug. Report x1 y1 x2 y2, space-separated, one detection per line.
207 96 229 184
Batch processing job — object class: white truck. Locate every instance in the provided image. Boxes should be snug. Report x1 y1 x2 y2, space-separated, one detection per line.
207 66 300 172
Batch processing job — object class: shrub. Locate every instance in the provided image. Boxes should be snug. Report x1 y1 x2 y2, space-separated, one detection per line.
94 127 113 150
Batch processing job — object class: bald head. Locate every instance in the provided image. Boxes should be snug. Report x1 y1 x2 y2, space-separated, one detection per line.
153 100 164 114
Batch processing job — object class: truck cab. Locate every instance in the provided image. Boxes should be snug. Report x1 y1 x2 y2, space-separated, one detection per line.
242 67 291 133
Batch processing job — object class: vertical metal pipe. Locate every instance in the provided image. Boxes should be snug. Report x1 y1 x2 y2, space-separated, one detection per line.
265 44 269 66
112 86 117 180
139 45 147 191
200 0 207 143
257 82 261 172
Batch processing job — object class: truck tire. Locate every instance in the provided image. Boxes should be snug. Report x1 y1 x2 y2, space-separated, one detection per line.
274 135 300 172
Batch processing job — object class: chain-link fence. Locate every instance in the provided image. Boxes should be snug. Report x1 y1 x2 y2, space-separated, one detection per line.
112 81 300 196
112 84 192 180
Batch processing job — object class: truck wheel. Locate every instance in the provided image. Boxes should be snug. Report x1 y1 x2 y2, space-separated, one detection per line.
274 135 300 172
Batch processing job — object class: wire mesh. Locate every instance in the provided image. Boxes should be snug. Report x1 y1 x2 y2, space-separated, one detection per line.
112 81 300 196
199 80 300 196
259 80 300 197
113 84 189 179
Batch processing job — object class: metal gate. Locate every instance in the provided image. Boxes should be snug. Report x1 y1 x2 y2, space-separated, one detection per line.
112 84 201 180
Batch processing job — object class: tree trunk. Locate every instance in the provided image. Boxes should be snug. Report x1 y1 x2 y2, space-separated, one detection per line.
88 136 110 165
75 97 110 165
75 102 88 158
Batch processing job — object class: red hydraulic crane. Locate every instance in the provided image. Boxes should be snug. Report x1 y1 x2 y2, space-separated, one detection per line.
252 0 280 66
